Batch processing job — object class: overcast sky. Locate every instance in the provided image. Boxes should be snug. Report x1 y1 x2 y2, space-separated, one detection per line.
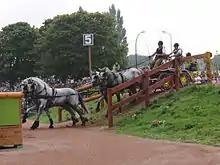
0 0 219 56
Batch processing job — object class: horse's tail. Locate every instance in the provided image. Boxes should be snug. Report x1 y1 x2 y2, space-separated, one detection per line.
78 93 89 114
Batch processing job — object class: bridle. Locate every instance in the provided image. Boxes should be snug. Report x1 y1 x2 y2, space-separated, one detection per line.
22 80 48 99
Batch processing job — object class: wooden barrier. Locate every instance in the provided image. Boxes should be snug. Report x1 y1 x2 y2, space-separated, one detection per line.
0 92 23 148
107 52 213 127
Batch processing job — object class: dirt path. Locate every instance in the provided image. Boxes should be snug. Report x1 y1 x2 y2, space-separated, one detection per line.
1 120 220 165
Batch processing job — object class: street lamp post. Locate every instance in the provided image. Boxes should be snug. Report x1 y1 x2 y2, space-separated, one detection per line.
162 31 172 52
135 30 146 68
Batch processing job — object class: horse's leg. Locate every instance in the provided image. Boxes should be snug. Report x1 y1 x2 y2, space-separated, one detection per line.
130 85 137 104
31 104 44 130
44 109 54 129
69 104 88 126
78 93 89 114
75 106 89 126
116 92 122 113
96 95 104 112
62 105 79 126
22 104 37 123
104 94 108 118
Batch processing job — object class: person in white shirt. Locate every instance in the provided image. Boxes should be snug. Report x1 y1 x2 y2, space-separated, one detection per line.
170 43 183 58
169 43 184 69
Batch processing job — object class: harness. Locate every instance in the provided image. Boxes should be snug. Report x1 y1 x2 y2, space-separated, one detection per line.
111 71 125 86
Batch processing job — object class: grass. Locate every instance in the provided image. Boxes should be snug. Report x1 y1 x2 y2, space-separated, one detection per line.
115 85 220 146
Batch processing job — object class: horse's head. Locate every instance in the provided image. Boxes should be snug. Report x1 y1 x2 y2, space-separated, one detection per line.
92 71 101 87
99 70 115 87
20 77 38 96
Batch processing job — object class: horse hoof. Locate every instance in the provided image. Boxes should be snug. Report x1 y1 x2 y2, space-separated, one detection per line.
71 123 76 127
22 119 27 123
30 121 39 130
81 122 86 126
105 114 108 118
96 108 100 113
49 125 54 129
30 126 37 130
72 117 79 123
83 117 89 122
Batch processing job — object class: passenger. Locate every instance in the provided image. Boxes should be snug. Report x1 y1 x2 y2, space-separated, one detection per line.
185 52 198 71
168 43 184 69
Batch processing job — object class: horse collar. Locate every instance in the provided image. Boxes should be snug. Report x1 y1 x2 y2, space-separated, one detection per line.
37 84 47 96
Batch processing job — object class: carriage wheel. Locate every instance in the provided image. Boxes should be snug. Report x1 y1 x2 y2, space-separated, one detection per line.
158 73 173 92
179 72 191 88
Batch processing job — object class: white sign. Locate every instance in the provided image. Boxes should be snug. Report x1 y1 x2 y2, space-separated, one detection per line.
83 34 94 46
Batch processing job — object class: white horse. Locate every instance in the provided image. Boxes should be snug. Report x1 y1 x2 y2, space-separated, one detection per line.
21 77 89 130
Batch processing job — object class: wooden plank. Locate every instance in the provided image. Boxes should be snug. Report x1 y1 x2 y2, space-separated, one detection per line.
75 84 93 92
149 75 173 93
111 75 143 94
147 60 174 76
181 53 211 62
112 90 145 110
0 126 23 146
84 94 101 102
0 92 23 98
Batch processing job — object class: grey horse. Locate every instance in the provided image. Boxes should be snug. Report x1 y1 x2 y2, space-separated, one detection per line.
21 77 89 130
92 67 144 117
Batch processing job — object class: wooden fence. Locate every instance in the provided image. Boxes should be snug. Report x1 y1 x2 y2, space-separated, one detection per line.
107 52 212 127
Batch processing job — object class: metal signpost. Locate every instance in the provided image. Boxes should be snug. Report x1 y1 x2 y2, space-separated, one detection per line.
83 34 94 78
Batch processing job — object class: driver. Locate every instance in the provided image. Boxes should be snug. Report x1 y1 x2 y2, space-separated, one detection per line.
150 41 167 69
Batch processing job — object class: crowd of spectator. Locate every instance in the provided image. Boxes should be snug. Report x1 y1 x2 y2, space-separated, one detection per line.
0 76 93 92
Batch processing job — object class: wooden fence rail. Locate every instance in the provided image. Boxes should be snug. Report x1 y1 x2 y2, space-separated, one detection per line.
107 52 212 127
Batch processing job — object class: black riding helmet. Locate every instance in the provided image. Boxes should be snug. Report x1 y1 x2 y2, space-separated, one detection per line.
174 43 179 47
158 41 163 46
186 52 191 56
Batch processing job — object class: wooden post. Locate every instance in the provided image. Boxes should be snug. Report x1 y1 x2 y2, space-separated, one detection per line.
58 107 62 122
100 100 104 108
144 72 150 107
174 58 180 91
205 52 212 83
107 88 113 128
88 46 92 78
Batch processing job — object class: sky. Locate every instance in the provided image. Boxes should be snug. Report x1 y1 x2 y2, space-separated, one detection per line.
0 0 219 56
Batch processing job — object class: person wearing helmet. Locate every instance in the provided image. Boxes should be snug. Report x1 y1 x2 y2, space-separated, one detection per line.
170 43 183 58
150 41 167 69
112 62 120 72
169 43 184 69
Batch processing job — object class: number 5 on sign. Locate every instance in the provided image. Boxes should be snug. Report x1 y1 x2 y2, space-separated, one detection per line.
83 34 94 46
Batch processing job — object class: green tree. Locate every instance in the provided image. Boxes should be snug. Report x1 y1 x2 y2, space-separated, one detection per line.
108 4 128 66
0 22 38 87
37 11 127 80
